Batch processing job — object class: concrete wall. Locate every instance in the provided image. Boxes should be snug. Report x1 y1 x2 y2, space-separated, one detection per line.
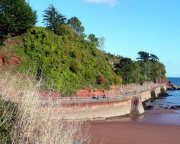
140 84 166 101
140 90 152 102
162 84 167 91
154 86 161 97
62 98 144 120
61 84 166 120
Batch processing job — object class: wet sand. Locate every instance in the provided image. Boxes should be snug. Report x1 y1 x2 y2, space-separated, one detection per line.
89 110 180 144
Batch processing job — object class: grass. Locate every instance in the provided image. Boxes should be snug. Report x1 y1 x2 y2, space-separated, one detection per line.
0 71 89 144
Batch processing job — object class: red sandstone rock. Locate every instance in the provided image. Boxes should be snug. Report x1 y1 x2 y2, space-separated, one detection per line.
75 86 121 97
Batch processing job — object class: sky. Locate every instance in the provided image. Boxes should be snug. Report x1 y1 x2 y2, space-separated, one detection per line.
27 0 180 77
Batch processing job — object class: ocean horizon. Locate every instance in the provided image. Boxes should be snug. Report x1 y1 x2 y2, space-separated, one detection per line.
168 77 180 86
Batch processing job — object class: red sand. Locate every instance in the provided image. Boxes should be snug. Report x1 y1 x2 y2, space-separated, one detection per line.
89 121 180 144
89 110 180 144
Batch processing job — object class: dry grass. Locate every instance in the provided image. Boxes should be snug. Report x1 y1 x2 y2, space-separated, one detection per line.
0 71 89 144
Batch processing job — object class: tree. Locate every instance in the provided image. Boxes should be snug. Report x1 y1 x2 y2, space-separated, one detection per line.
150 54 159 62
116 58 135 84
67 16 84 36
88 34 99 47
0 0 36 37
137 51 150 62
43 5 66 33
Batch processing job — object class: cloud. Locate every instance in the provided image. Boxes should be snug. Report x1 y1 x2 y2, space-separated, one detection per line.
85 0 117 6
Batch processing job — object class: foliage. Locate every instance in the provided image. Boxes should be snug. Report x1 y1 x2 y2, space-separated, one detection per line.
96 75 106 85
13 27 120 96
137 51 150 62
87 34 99 47
151 91 156 99
0 0 36 37
116 58 135 84
150 54 159 62
43 5 67 34
0 2 166 95
109 51 166 85
55 24 76 38
67 17 85 36
0 73 89 144
160 87 165 93
0 99 17 144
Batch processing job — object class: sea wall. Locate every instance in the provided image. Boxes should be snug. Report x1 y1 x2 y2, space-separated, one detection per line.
60 84 166 120
140 84 167 101
140 90 152 102
61 98 144 120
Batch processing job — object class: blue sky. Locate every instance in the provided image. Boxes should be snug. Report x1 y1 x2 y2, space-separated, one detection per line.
27 0 180 77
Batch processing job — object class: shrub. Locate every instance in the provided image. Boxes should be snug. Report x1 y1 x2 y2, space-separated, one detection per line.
0 99 18 144
160 87 165 93
21 27 120 95
113 76 122 85
0 72 89 144
0 0 36 37
96 75 106 85
151 91 156 99
2 55 11 63
70 63 79 73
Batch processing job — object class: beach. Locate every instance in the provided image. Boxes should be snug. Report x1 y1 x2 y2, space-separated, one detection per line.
89 78 180 144
89 109 180 144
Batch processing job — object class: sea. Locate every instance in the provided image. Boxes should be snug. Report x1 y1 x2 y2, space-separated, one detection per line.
168 77 180 86
149 77 180 108
138 77 180 125
112 78 180 125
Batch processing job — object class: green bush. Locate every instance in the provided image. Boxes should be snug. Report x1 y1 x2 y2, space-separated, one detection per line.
151 91 156 99
70 62 80 73
0 99 18 144
13 27 121 96
160 87 165 93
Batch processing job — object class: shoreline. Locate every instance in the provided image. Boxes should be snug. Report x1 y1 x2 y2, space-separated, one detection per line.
89 109 180 144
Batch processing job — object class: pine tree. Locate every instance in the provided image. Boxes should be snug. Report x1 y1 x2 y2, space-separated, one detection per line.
43 5 67 33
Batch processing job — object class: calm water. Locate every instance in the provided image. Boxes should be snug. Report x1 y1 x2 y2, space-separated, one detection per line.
150 77 180 108
168 77 180 86
111 78 180 125
140 77 180 125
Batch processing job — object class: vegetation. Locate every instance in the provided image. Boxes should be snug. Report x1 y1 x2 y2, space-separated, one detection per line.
13 27 120 96
137 51 150 62
67 16 85 36
0 0 36 38
0 100 17 144
0 3 166 95
0 73 88 144
43 5 66 34
0 2 167 144
106 51 166 85
116 58 135 84
87 34 99 47
151 91 156 99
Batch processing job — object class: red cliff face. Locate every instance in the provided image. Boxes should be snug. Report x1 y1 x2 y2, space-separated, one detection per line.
75 86 121 97
0 54 21 68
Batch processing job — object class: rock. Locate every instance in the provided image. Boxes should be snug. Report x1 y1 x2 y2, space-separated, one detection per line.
170 106 177 109
158 92 169 97
144 105 154 110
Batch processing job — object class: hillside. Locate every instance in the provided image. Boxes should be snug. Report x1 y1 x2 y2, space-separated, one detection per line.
0 1 167 97
0 26 121 96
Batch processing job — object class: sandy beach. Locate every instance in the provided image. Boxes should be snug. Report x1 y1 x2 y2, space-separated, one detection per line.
89 110 180 144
